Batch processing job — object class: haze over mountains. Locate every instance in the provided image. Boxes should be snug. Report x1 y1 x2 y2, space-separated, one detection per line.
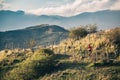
0 10 120 31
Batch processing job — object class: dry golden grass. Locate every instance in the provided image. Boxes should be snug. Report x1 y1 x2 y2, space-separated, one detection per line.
0 28 120 80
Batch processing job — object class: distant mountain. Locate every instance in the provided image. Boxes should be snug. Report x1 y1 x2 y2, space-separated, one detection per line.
0 10 120 31
0 24 68 50
68 10 120 29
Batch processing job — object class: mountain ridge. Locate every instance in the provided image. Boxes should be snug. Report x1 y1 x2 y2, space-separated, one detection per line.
0 24 68 50
0 10 120 31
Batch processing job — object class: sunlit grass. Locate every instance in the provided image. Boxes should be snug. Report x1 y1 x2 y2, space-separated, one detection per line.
0 27 120 80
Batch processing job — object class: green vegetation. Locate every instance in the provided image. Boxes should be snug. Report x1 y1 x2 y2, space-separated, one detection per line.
28 39 36 49
69 27 88 39
85 24 97 33
0 27 120 80
0 24 68 50
69 24 97 40
0 49 57 80
106 27 120 45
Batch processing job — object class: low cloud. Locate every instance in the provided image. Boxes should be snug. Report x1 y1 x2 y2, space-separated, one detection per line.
1 0 120 16
27 0 120 16
110 0 120 10
0 0 10 10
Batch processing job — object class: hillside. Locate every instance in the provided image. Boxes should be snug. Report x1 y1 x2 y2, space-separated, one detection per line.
0 24 68 50
0 10 120 31
0 27 120 80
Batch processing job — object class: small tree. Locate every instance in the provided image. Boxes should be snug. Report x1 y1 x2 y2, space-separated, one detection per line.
69 27 88 39
28 39 36 49
85 24 97 33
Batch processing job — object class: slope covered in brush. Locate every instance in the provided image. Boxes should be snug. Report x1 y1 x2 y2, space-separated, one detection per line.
0 24 68 50
0 27 120 80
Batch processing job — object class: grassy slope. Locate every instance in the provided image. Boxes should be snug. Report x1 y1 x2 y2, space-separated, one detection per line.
0 28 120 80
41 28 120 80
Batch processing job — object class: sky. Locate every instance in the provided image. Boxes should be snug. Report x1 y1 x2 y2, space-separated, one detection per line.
0 0 120 16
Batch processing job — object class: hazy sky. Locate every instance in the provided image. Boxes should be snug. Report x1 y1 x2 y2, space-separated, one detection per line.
0 0 120 16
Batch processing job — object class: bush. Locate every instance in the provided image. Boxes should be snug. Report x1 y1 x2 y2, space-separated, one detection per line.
85 24 97 33
69 27 88 39
3 49 57 80
106 27 120 45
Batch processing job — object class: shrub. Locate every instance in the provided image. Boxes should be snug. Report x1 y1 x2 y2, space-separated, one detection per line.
106 27 120 45
3 49 57 80
27 39 36 49
85 24 97 33
69 27 88 39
